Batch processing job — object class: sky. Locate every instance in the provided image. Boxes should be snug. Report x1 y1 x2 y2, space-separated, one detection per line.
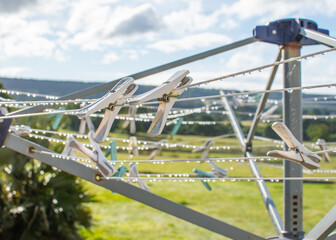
0 0 336 94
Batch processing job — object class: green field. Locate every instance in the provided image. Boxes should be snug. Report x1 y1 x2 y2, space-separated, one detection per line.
74 132 336 239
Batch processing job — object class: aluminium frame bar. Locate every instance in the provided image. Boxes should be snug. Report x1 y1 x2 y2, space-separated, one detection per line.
3 133 264 240
221 96 284 236
8 37 257 117
246 49 282 145
305 205 336 240
299 29 336 48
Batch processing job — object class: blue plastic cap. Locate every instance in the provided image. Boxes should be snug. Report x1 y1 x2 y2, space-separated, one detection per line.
253 18 329 45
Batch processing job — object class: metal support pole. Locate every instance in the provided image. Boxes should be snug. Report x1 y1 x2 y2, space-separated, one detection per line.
4 133 264 240
222 96 283 236
305 204 336 240
8 38 257 117
282 43 303 239
246 49 282 145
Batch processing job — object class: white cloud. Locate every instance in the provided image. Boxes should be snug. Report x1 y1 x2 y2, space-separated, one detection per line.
0 66 28 77
148 33 231 53
0 16 57 58
66 2 164 50
218 0 336 24
102 51 120 64
162 0 220 34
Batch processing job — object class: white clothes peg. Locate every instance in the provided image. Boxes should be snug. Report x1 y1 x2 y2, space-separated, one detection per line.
78 103 87 134
79 118 86 134
76 77 135 118
62 132 115 177
128 136 139 157
316 139 331 162
129 70 192 136
62 135 76 157
85 116 95 132
122 106 137 134
260 105 278 120
88 131 116 177
147 139 168 160
129 162 150 191
267 122 321 169
192 139 214 161
93 84 138 142
208 161 228 178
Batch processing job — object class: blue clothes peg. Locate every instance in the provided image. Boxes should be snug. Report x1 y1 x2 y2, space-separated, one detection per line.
105 140 117 165
193 168 217 191
113 165 127 177
49 107 65 130
170 117 183 136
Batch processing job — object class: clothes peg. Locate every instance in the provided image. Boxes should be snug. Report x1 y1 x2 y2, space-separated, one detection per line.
208 161 228 178
260 105 278 120
79 118 86 134
78 103 88 134
122 106 137 134
129 70 193 136
49 107 65 130
113 165 127 178
76 77 135 118
193 168 217 191
316 139 331 162
61 135 76 157
10 125 31 136
128 136 139 157
61 131 115 177
170 117 183 136
94 84 138 142
85 116 95 132
105 140 117 164
88 131 116 177
267 122 321 169
192 139 214 161
147 139 168 160
129 162 150 191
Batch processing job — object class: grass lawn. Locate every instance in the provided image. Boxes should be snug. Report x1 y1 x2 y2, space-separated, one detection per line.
75 131 336 239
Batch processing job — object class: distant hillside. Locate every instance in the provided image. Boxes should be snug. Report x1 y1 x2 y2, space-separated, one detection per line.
0 77 329 108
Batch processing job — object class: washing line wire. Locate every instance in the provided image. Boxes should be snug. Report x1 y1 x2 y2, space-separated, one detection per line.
100 176 336 182
1 82 336 120
1 47 334 108
175 47 336 90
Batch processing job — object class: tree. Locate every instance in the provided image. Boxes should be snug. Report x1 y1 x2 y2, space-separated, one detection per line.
306 123 329 141
0 82 93 239
0 147 93 240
